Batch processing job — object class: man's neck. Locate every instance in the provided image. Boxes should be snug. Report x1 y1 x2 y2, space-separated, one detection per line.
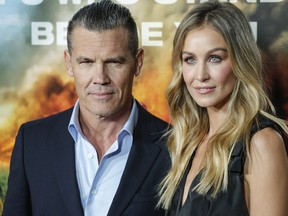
78 106 132 161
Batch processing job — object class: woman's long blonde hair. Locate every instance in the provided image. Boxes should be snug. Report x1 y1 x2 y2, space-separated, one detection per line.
158 0 288 209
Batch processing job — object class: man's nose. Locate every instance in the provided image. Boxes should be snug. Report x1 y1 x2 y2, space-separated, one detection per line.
92 63 110 85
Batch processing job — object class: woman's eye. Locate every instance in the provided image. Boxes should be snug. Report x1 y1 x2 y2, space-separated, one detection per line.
183 57 196 64
209 56 221 63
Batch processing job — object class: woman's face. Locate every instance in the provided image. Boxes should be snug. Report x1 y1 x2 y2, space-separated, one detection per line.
181 26 236 112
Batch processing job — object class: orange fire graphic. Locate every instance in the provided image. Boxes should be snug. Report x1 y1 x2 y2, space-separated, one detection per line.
0 73 78 166
0 68 171 166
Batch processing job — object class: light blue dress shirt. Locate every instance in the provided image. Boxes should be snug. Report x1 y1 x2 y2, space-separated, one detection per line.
68 99 138 216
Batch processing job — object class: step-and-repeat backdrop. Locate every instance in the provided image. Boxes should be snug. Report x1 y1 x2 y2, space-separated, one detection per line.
0 0 287 210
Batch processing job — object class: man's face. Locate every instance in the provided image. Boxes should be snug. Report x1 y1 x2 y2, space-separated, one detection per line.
65 26 143 120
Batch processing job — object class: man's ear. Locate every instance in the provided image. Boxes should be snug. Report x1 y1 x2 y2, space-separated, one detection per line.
135 48 144 77
64 50 74 77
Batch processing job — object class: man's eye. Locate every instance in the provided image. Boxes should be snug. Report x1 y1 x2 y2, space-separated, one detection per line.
107 61 122 67
110 61 120 65
80 60 91 64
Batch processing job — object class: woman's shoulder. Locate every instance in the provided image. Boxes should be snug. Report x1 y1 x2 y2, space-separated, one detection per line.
250 114 286 157
250 115 280 136
250 127 285 158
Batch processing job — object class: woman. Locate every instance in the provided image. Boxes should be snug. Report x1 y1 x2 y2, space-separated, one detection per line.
158 1 288 215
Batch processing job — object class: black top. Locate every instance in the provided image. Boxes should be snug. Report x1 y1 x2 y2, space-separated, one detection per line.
166 116 280 216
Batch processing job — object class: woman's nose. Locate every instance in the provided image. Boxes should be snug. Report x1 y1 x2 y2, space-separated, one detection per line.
195 63 209 82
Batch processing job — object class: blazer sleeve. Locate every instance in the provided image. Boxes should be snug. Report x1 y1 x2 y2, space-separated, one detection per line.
3 124 32 216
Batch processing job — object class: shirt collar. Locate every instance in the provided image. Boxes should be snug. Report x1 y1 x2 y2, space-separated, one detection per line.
68 99 138 142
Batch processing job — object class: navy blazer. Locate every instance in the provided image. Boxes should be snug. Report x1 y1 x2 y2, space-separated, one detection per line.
3 102 170 216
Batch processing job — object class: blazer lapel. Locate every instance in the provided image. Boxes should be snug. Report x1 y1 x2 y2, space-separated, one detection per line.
50 108 84 215
107 102 165 216
107 139 162 216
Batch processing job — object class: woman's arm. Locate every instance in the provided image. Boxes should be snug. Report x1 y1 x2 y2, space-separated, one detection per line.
245 127 288 216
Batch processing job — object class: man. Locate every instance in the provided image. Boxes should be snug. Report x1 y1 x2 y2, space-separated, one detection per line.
3 1 170 215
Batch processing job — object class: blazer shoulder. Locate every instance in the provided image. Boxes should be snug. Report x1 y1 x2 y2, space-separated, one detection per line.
136 101 170 129
135 102 170 147
20 107 74 131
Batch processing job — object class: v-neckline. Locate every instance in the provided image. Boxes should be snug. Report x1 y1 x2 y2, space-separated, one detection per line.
178 155 203 211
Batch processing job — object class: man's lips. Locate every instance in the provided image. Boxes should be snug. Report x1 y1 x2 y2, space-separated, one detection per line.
88 91 115 99
90 92 113 95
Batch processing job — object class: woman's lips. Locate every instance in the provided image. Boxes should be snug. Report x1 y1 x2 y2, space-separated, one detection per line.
194 86 215 94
